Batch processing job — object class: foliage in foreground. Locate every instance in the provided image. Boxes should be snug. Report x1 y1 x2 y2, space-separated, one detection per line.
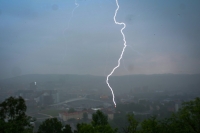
0 96 200 133
124 97 200 133
0 96 33 133
74 110 117 133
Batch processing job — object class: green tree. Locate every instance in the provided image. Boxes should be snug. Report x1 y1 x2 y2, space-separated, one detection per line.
62 124 73 133
37 118 63 133
92 110 108 126
123 97 200 133
140 116 160 133
0 96 33 133
111 112 128 133
171 97 200 133
75 123 95 133
123 114 139 133
75 110 117 133
75 123 117 133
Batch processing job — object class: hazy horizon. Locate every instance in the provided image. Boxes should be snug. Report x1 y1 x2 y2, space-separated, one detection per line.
2 73 200 81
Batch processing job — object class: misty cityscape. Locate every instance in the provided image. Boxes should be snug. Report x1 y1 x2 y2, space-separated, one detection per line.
0 0 200 133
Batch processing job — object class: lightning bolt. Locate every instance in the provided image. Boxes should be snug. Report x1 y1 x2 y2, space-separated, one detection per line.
106 0 127 107
60 0 79 71
65 0 79 32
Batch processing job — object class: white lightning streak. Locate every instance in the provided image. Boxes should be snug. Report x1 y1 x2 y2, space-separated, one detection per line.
106 0 127 107
65 0 79 32
60 1 79 71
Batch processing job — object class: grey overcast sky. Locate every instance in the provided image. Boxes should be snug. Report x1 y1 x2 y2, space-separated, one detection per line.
0 0 200 79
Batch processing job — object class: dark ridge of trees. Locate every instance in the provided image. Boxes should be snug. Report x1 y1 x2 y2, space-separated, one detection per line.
0 96 200 133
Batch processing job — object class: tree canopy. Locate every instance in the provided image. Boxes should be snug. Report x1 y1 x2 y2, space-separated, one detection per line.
1 96 200 133
125 97 200 133
0 96 33 133
38 118 64 133
75 110 117 133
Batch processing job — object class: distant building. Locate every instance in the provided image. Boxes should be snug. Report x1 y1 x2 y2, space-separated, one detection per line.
100 95 109 100
103 110 114 120
59 109 114 121
175 101 182 112
51 90 60 103
59 111 84 121
133 111 151 116
40 92 54 106
25 99 36 109
15 90 34 99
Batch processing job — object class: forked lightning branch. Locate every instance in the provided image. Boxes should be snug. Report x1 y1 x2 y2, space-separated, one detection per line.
106 0 127 107
67 0 127 107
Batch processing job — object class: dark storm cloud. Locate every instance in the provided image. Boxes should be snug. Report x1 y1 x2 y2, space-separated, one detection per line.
0 0 200 79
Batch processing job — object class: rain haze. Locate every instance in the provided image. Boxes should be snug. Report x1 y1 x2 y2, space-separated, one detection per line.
0 0 200 79
1 1 200 132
